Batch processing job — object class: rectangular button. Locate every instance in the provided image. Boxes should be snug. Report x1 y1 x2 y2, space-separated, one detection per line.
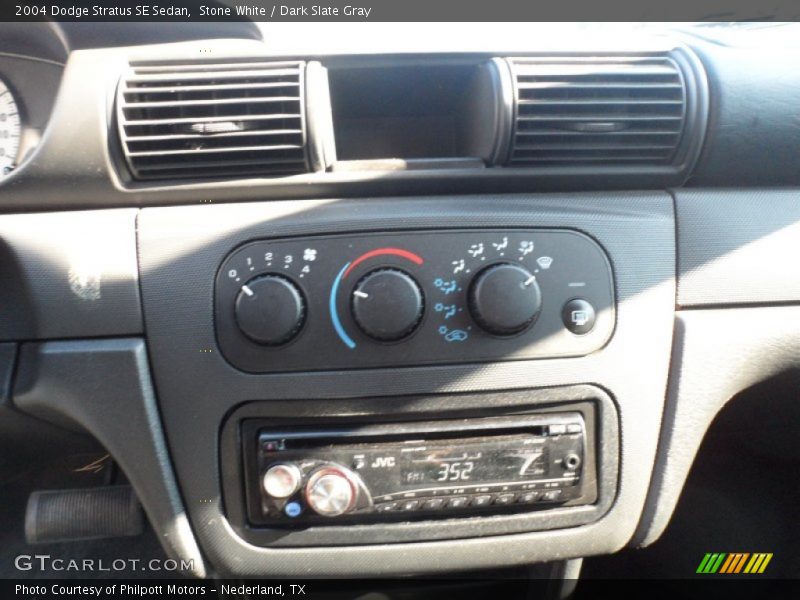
549 424 567 435
494 493 516 505
540 490 563 502
517 491 540 504
470 495 492 507
401 499 420 511
422 498 445 511
446 496 468 509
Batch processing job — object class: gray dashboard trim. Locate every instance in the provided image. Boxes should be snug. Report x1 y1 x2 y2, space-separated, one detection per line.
12 338 206 577
0 209 143 341
634 306 800 546
676 188 800 307
136 193 675 576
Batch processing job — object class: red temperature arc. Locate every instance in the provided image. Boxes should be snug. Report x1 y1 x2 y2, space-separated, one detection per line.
342 247 424 279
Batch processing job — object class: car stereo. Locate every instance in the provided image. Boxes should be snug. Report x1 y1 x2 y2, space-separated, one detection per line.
242 412 594 526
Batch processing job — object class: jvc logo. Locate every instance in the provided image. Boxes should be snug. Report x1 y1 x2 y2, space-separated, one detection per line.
370 456 396 468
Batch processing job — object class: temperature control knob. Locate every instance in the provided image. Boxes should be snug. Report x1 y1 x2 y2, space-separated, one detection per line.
304 466 359 517
351 268 424 341
235 274 306 346
468 263 542 336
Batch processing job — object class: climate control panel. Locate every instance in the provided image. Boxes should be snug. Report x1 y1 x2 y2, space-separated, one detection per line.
215 229 615 373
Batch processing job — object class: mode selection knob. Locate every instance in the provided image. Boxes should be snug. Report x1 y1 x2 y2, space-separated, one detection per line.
234 274 306 346
468 263 542 336
351 268 424 341
304 466 359 517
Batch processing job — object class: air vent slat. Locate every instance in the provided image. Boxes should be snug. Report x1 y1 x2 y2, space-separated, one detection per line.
123 114 301 126
516 130 681 137
127 144 304 158
118 60 310 181
507 54 688 167
516 115 683 122
516 82 682 90
130 61 301 73
122 81 300 94
518 99 683 106
514 144 676 151
123 97 302 109
133 156 307 172
514 65 677 77
125 68 301 83
123 129 303 142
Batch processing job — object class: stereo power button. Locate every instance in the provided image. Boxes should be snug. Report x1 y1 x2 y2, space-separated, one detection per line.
263 463 302 498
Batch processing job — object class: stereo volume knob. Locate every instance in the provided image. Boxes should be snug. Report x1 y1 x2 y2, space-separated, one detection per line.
235 274 306 346
351 268 424 341
468 263 542 336
305 466 359 517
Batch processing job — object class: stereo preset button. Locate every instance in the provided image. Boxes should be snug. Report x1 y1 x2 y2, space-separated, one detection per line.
494 493 516 505
471 495 492 507
518 492 540 504
376 502 399 513
401 500 421 511
422 498 445 511
447 497 469 509
541 490 563 503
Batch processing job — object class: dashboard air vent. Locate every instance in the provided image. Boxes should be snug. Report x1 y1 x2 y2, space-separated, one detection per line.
507 55 688 167
117 61 310 180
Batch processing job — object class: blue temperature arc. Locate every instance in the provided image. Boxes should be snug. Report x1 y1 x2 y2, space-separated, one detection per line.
330 262 356 349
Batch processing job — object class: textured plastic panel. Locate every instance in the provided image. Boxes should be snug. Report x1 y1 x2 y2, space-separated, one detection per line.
689 43 800 187
137 193 675 576
634 307 800 546
12 339 205 577
25 486 143 544
676 189 800 307
0 209 142 341
216 230 614 373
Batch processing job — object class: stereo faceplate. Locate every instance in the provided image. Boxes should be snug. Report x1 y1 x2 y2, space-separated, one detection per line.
215 229 615 373
243 413 592 527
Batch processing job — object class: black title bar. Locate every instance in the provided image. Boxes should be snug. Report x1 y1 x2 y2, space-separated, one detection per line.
4 0 800 22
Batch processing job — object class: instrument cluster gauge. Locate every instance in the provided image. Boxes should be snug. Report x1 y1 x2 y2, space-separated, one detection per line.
0 77 21 179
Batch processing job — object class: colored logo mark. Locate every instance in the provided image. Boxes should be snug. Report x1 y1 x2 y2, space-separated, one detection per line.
696 552 773 574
